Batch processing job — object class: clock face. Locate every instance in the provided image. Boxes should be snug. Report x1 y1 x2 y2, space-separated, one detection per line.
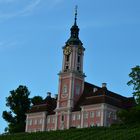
64 46 72 55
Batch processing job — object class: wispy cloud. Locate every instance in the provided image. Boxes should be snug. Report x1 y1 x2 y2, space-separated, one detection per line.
0 0 17 4
19 0 42 16
0 40 19 51
0 0 42 20
46 0 64 11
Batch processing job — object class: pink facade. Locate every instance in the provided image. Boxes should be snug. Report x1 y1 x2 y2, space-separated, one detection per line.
26 103 120 132
25 11 135 132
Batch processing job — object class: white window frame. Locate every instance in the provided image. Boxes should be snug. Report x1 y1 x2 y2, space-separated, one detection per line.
34 119 37 125
72 114 76 121
28 119 32 126
84 112 88 119
90 111 94 118
96 111 100 117
52 116 55 123
39 119 42 124
76 114 80 120
47 116 50 123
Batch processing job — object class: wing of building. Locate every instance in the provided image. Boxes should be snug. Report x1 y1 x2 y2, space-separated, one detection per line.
25 9 135 132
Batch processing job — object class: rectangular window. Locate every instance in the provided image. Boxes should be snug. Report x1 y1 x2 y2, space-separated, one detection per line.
47 117 50 123
34 119 37 125
96 111 100 117
61 115 64 121
52 116 55 123
112 112 116 120
28 119 32 126
84 112 88 119
72 114 75 121
108 112 112 118
76 114 80 120
90 112 94 118
39 119 42 124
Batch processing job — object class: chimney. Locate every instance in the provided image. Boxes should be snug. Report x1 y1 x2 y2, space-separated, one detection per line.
102 83 107 88
47 92 51 97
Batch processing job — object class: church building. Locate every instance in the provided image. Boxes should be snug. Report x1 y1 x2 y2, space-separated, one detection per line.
25 9 135 132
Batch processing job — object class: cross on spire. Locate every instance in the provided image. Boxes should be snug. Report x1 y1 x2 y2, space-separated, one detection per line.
74 5 78 25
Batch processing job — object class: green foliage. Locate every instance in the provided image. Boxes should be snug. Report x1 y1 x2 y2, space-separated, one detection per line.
127 65 140 104
2 85 31 133
0 126 140 140
31 96 43 105
117 106 140 124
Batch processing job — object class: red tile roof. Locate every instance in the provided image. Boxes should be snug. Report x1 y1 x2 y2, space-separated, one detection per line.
27 82 135 114
73 82 135 111
27 97 57 114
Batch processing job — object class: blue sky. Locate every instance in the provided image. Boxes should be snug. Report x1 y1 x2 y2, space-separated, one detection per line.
0 0 140 133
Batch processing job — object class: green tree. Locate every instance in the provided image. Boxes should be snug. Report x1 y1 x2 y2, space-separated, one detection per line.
127 65 140 104
31 96 43 105
2 85 31 133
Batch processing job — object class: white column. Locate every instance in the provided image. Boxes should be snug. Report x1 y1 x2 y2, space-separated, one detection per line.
81 108 84 128
67 110 71 129
57 77 61 109
25 114 28 132
42 112 46 131
62 54 65 71
100 104 104 126
55 112 58 130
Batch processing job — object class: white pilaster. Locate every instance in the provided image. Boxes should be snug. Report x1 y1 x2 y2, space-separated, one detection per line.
25 114 28 132
55 112 58 130
42 112 46 131
81 108 84 128
100 104 104 126
67 110 71 129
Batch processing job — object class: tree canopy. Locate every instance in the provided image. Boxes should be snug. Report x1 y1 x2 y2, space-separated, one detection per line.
127 65 140 104
31 96 43 105
2 85 31 133
117 65 140 125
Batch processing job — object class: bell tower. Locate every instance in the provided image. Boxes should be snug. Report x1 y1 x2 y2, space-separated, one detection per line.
55 6 85 130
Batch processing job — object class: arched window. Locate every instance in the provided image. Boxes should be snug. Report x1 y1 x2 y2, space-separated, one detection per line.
62 85 67 94
61 115 64 121
77 55 80 63
66 55 70 62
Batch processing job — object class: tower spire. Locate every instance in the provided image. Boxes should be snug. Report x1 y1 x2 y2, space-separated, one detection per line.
74 5 78 25
66 5 83 45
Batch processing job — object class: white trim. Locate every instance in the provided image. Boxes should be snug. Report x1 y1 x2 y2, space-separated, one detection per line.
25 114 29 132
81 109 84 128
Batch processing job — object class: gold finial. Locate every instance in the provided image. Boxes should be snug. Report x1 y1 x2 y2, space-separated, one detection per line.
74 5 78 25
